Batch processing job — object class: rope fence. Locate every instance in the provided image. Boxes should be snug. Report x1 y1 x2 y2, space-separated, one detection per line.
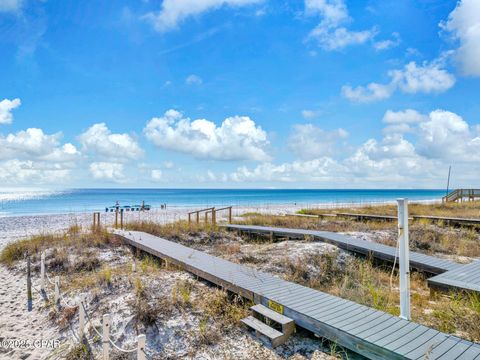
31 251 147 360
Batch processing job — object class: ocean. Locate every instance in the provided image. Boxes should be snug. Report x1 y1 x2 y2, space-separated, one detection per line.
0 188 446 217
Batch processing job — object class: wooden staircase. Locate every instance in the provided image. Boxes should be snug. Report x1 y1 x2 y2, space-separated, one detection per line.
241 304 295 348
442 189 480 203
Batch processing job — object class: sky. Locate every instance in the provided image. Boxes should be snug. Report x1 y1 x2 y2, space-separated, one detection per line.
0 0 479 189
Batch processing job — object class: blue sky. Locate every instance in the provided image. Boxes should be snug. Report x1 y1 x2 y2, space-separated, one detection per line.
0 0 479 189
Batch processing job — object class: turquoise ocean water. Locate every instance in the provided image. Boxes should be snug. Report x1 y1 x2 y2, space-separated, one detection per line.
0 189 446 217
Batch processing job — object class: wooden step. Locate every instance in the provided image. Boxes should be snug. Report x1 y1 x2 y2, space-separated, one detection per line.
251 304 295 338
251 304 293 325
241 316 286 348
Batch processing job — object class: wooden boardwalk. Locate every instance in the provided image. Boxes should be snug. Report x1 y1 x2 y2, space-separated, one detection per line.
412 215 480 228
295 212 480 228
223 224 480 295
222 224 461 275
113 229 480 360
428 260 480 293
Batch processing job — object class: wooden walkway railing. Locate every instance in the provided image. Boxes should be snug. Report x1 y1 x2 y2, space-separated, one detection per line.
187 206 233 225
442 189 480 203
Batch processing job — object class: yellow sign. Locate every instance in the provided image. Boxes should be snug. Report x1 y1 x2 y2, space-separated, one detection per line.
268 300 284 314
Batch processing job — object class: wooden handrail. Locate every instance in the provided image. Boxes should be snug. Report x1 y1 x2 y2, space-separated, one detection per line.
187 207 215 215
443 189 480 203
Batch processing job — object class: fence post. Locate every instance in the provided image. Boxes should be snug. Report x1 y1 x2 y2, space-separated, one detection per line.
212 209 216 226
115 210 118 229
40 252 45 292
228 207 232 223
196 211 199 224
54 276 60 306
102 314 111 360
137 334 146 360
397 198 411 320
120 210 124 229
27 255 32 311
93 213 96 229
79 295 85 338
188 213 191 224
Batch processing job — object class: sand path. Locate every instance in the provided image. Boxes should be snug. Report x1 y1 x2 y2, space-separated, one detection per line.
0 266 62 360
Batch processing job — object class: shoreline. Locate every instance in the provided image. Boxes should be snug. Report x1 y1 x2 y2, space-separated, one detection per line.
0 199 441 251
0 197 442 218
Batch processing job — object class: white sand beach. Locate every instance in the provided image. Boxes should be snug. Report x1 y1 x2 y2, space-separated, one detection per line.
0 205 342 360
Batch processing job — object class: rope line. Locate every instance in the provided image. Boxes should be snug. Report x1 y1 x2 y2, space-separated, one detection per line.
80 302 138 354
59 292 77 309
108 338 137 353
38 255 145 356
45 272 55 286
389 229 400 291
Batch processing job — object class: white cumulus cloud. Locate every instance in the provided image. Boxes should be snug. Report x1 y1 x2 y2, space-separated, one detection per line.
288 124 348 159
78 123 143 161
417 110 480 161
144 109 270 161
342 60 455 103
442 0 480 76
374 32 401 51
0 98 21 124
306 0 377 50
89 162 125 181
0 128 79 162
230 109 480 187
144 0 262 32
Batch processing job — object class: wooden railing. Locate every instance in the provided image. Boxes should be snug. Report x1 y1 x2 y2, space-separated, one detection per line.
187 207 215 224
442 189 480 203
187 206 233 225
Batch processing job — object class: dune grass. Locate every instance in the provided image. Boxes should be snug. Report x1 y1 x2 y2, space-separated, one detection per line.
299 201 480 219
0 227 121 266
235 212 480 258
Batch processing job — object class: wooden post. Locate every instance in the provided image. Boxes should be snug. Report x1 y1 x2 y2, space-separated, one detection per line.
115 210 118 229
54 276 60 306
137 334 146 360
79 295 85 338
27 255 32 311
93 212 97 228
228 207 232 223
397 198 411 321
212 209 216 226
120 210 124 229
40 252 45 292
196 211 199 224
102 314 111 360
188 213 191 224
205 211 208 224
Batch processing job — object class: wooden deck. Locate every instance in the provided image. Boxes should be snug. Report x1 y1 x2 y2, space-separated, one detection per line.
428 260 480 293
222 224 461 275
113 229 480 360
